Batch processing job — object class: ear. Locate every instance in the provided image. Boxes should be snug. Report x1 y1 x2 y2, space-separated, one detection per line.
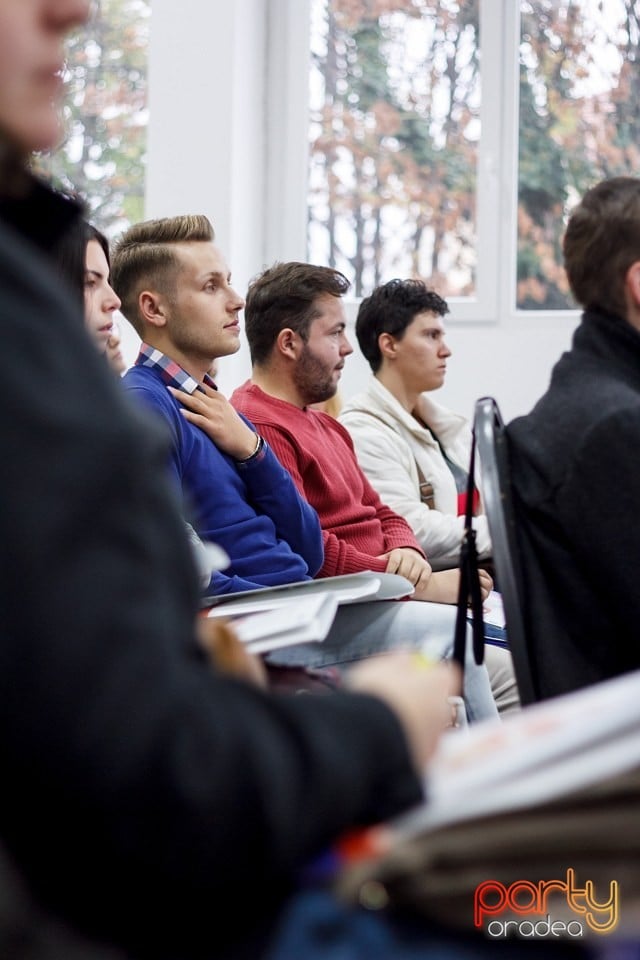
139 290 168 329
625 261 640 307
378 331 398 361
275 327 301 360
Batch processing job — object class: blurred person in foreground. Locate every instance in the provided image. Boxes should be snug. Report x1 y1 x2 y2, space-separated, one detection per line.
0 3 494 960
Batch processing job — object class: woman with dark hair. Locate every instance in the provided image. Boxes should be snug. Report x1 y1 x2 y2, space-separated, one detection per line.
82 222 121 354
53 213 121 356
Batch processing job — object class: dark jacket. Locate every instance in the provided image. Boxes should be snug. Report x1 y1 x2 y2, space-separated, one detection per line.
507 308 640 699
0 177 422 959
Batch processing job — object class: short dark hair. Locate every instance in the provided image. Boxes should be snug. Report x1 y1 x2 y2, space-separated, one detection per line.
563 176 640 318
244 261 350 366
356 279 449 373
111 215 214 335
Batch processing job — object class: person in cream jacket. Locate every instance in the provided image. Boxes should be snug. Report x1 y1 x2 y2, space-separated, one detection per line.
340 279 492 571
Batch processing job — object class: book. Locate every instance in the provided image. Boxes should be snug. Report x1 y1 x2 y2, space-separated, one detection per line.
334 669 640 939
408 666 640 829
473 588 506 629
467 588 508 648
201 571 414 610
207 591 339 655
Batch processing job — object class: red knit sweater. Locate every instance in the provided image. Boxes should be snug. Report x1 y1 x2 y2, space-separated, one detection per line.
231 381 425 577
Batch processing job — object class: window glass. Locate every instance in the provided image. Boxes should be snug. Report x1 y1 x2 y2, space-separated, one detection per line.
517 0 640 309
308 0 480 298
33 0 150 238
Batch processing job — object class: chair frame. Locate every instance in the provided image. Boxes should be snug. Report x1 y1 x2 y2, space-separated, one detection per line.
473 396 538 704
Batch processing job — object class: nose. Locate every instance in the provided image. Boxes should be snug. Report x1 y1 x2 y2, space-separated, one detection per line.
440 339 452 358
105 283 121 313
341 332 354 356
229 286 245 311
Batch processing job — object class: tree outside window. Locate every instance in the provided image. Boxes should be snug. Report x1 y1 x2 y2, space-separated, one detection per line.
309 0 640 309
517 0 640 309
308 0 480 299
33 0 150 240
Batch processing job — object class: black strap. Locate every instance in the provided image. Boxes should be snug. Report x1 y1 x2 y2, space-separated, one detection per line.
453 428 485 671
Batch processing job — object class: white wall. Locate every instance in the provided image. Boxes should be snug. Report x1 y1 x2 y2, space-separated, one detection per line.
136 0 267 391
126 0 580 425
336 306 578 425
429 318 577 424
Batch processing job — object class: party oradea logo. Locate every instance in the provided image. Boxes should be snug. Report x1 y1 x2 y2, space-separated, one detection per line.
474 869 618 939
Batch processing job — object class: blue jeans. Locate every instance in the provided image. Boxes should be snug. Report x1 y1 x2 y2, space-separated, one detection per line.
267 599 498 723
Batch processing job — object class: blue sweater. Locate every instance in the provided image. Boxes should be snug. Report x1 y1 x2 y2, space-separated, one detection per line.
123 364 323 594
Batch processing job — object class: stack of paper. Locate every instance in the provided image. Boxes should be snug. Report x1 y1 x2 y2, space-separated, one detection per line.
202 570 414 610
207 591 339 655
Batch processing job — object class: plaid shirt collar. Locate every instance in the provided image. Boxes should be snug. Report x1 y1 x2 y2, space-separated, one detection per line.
134 343 217 394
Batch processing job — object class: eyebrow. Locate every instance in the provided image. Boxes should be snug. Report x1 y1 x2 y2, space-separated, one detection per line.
85 268 106 281
200 270 230 283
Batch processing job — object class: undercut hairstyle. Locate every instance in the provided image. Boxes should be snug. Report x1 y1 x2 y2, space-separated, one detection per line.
110 214 215 335
563 177 640 319
244 261 350 366
356 279 449 373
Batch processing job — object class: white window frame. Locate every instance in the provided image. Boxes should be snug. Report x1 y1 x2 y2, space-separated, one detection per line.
264 0 580 330
144 0 580 416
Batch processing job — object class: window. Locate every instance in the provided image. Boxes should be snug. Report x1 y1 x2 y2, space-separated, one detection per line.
33 0 150 239
308 0 481 301
517 0 640 309
287 0 640 317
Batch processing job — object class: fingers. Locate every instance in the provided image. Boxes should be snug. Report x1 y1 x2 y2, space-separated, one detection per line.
178 410 213 432
167 385 257 458
199 381 219 397
383 548 431 587
167 384 221 415
413 560 433 592
478 568 493 600
168 384 225 444
197 618 268 689
381 549 400 575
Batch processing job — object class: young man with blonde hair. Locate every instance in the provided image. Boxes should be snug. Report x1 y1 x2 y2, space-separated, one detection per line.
112 214 324 594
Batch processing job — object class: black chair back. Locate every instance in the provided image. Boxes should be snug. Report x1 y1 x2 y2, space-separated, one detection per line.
473 396 538 705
